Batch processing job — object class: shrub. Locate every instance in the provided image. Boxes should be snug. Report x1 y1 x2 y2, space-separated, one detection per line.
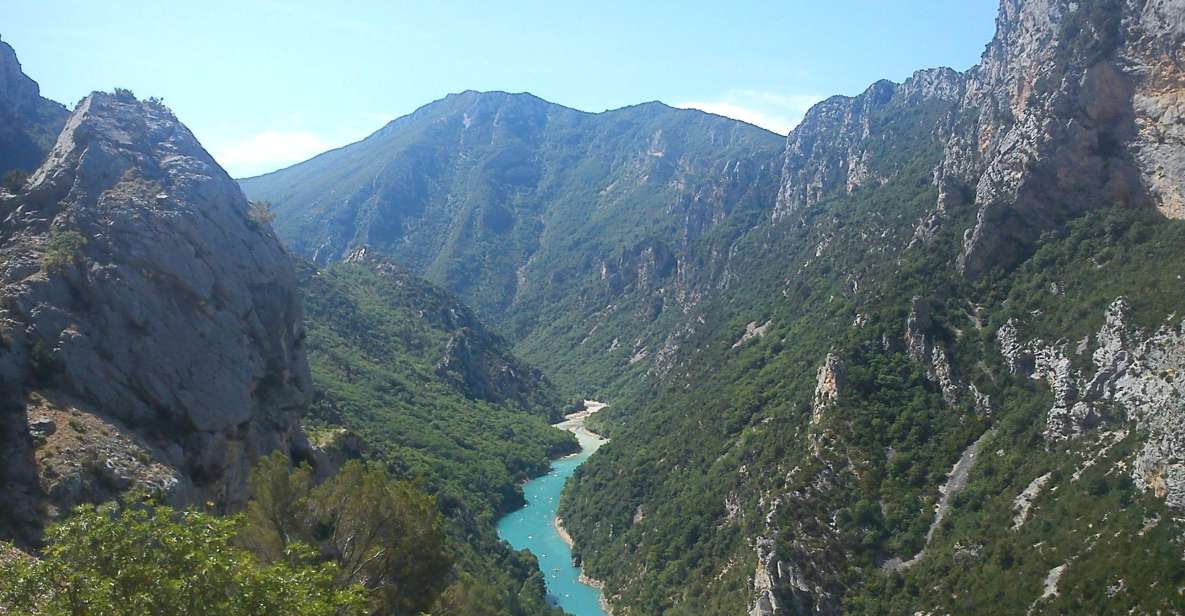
0 501 365 615
41 230 86 272
248 200 277 227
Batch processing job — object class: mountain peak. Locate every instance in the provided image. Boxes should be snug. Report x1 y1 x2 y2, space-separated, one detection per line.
1 79 311 539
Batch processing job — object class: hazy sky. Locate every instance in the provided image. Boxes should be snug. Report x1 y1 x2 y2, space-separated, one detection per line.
5 1 998 177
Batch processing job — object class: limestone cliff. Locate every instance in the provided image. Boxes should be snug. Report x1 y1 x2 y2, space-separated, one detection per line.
0 90 312 544
938 0 1185 275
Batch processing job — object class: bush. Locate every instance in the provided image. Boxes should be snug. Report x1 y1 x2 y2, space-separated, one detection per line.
41 230 86 272
248 200 277 227
0 501 365 615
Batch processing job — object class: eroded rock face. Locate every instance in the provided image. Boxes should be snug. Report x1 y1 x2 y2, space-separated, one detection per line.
773 68 965 222
0 91 312 543
942 0 1185 277
997 298 1185 509
776 1 1184 277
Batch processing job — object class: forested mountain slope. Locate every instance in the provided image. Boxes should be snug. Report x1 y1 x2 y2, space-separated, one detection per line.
299 250 575 614
241 93 786 396
560 0 1185 614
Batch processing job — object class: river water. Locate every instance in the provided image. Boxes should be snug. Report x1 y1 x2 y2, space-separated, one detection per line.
496 405 609 616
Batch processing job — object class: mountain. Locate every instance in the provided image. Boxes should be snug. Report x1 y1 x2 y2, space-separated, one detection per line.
0 36 68 176
0 90 312 544
298 249 574 615
250 0 1185 614
241 92 786 396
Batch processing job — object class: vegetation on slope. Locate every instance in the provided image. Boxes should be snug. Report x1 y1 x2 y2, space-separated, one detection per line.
242 92 786 397
558 79 1185 615
0 452 456 616
298 257 574 615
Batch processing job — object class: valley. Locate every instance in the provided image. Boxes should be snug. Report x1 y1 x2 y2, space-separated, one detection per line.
2 1 1185 614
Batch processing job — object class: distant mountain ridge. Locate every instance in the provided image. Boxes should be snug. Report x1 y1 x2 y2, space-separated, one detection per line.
241 90 786 396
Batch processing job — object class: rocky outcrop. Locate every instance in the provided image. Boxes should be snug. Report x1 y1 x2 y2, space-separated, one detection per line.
904 297 960 405
997 297 1185 509
773 68 965 222
1012 471 1053 529
0 36 69 176
0 91 312 544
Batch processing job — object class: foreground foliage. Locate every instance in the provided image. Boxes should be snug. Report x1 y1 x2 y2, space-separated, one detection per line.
0 502 365 616
241 454 452 615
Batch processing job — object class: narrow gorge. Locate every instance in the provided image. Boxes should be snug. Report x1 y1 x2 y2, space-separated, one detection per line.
2 1 1184 614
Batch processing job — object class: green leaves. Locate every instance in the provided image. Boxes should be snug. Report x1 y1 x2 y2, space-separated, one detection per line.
0 502 366 616
241 454 452 615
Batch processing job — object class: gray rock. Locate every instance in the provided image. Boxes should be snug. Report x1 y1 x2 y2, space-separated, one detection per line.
1003 297 1185 509
0 36 69 175
0 90 312 536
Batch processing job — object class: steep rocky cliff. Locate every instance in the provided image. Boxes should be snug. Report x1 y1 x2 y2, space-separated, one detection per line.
0 36 68 176
0 90 312 544
934 0 1185 275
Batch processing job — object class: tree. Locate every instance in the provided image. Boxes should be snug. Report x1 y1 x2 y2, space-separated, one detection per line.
241 456 453 615
248 200 277 226
240 451 315 562
0 502 365 616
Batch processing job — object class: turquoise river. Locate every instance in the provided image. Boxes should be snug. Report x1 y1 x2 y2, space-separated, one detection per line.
497 404 609 616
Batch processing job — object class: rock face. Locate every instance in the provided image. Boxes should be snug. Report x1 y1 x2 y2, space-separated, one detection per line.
773 68 965 222
0 91 312 543
773 1 1185 277
0 36 69 176
904 297 960 405
937 0 1185 276
997 298 1185 509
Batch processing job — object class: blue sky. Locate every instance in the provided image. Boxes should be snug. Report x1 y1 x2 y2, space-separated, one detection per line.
4 1 998 177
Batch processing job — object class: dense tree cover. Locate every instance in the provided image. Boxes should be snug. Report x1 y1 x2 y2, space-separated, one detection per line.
299 260 571 615
301 261 575 515
0 453 461 616
0 502 365 616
